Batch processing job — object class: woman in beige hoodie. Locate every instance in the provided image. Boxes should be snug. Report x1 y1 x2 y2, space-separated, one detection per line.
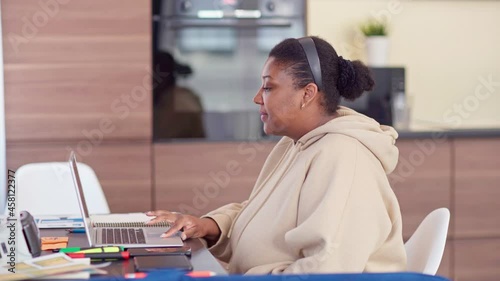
147 36 407 274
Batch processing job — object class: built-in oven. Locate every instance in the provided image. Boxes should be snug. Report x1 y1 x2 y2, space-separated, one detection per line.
152 0 306 141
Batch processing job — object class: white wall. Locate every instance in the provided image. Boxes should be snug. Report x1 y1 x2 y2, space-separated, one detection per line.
308 0 500 129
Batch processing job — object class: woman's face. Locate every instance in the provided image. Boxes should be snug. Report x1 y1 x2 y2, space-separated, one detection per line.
253 57 303 138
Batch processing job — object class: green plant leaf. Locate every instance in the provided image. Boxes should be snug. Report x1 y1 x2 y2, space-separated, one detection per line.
360 20 388 36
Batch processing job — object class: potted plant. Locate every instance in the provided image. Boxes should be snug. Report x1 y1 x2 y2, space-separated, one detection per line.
360 20 389 66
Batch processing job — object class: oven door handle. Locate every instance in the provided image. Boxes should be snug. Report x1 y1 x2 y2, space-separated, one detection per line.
164 19 293 29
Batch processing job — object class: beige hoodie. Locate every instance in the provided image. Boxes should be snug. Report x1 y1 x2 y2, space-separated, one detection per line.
204 106 407 274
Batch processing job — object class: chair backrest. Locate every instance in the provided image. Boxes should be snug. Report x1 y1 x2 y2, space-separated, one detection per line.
12 162 110 216
405 208 450 275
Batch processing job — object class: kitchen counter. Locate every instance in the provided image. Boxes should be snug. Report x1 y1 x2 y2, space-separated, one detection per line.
155 128 500 143
397 128 500 139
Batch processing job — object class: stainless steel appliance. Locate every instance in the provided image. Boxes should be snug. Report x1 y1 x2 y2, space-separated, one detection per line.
340 67 405 126
152 0 306 141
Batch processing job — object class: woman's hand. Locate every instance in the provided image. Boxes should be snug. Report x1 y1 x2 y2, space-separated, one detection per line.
145 210 221 242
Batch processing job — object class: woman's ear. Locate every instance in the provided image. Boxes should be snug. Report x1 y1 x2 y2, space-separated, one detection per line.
301 82 319 108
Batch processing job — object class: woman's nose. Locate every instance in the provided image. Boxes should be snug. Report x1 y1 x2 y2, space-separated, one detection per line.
253 90 263 105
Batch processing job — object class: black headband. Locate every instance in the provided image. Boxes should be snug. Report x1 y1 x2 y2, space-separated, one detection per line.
298 37 323 91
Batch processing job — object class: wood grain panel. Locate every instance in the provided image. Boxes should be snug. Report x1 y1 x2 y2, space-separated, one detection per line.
6 83 149 113
7 142 152 213
2 0 152 142
1 0 149 37
454 138 500 238
4 76 152 142
389 139 452 238
436 239 452 279
454 238 500 281
154 142 276 216
157 179 260 217
3 63 149 85
3 36 149 64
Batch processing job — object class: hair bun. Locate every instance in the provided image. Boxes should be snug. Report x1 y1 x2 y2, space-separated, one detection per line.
336 56 375 101
337 56 356 93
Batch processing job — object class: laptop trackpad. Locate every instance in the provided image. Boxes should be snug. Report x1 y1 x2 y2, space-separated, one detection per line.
145 229 181 238
146 230 167 237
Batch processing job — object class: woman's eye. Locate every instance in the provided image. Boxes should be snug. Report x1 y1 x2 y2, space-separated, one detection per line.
262 87 271 92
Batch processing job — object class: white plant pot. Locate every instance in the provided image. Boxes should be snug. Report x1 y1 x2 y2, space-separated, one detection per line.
365 36 389 67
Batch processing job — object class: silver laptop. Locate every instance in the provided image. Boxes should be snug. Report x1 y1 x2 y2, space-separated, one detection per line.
68 151 183 248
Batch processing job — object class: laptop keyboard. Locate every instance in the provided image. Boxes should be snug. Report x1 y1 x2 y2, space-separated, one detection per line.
101 228 146 244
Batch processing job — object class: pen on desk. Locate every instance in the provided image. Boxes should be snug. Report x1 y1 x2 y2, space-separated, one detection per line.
66 251 130 260
66 228 86 233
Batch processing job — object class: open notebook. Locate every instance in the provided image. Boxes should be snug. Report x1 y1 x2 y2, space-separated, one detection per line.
69 151 183 248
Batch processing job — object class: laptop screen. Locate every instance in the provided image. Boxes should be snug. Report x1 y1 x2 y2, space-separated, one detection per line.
68 151 93 247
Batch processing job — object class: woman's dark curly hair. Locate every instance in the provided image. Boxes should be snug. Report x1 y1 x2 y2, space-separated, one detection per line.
268 36 375 114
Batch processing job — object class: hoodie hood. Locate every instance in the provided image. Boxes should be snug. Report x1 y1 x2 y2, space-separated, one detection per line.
296 106 399 174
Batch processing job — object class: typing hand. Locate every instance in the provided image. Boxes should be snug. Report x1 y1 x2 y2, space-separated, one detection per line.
145 211 220 242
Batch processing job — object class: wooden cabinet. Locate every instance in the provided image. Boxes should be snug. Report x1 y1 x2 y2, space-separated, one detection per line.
454 238 500 281
2 0 152 213
453 138 500 281
389 137 500 280
454 138 500 238
391 139 452 278
4 68 152 142
390 139 452 239
7 142 152 213
2 0 151 142
153 142 275 216
391 137 500 280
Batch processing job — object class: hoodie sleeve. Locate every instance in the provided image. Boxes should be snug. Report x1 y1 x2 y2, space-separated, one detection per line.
201 201 248 262
265 136 398 273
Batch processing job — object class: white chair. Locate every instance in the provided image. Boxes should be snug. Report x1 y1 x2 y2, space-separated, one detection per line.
405 207 450 275
12 162 110 216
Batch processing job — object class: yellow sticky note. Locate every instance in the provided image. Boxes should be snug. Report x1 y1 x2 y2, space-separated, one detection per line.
41 237 69 244
41 237 69 250
41 242 68 251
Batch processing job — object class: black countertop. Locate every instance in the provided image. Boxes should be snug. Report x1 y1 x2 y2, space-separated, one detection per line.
396 128 500 139
154 128 500 143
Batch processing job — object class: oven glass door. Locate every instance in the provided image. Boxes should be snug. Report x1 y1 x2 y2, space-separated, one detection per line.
153 18 305 141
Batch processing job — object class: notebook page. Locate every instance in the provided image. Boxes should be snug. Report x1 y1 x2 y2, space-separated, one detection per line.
90 213 170 228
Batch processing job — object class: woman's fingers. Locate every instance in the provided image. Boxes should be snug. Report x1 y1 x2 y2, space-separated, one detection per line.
160 216 204 240
161 220 186 238
145 211 179 225
147 212 205 241
181 225 200 240
145 210 171 217
145 217 169 225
